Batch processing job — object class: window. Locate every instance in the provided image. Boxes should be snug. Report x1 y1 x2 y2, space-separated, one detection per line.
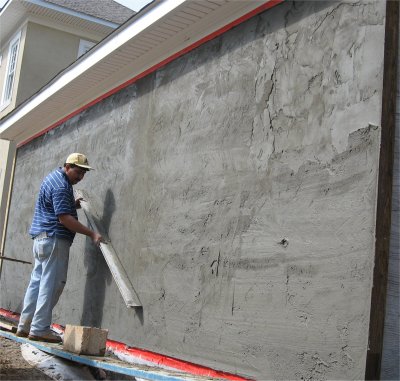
1 31 21 107
78 39 96 58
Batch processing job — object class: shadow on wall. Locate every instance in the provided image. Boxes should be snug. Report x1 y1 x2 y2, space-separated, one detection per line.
80 189 115 327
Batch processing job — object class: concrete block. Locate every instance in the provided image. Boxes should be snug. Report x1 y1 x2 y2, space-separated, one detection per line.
63 325 108 356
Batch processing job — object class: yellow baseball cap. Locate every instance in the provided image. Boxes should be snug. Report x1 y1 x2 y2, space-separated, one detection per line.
65 153 94 170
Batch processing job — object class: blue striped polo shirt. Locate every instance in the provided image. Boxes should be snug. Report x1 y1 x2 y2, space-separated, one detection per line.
29 168 77 242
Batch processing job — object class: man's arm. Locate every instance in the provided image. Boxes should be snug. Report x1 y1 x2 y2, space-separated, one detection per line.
58 214 103 245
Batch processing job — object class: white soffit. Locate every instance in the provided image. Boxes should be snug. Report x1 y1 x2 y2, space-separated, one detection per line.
0 0 279 145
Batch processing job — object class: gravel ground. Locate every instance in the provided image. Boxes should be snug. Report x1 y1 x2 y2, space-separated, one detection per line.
0 336 52 380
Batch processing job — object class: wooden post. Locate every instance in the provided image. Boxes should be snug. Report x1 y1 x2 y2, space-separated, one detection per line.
0 140 16 279
365 1 399 379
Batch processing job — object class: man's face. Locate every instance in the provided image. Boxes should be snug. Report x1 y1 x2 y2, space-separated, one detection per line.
65 164 86 185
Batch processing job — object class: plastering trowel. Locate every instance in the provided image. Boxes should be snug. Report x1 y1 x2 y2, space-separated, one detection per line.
75 190 141 308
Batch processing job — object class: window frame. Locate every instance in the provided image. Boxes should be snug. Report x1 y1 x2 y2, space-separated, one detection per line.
1 31 22 110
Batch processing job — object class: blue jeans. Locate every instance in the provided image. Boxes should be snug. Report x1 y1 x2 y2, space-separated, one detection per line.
18 236 71 335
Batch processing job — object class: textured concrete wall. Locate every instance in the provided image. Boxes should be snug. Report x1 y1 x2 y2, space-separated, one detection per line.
0 1 387 379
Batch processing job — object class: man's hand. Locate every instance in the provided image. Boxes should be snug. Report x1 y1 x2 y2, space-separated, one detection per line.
59 214 104 247
75 197 84 209
90 232 104 247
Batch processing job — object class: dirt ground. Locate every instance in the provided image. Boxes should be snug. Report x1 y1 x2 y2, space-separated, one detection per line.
0 335 136 381
0 336 52 380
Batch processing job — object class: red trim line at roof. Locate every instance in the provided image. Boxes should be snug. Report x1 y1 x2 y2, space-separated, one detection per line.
0 308 251 380
17 0 284 147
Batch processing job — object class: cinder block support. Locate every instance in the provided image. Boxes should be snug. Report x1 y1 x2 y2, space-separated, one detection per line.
63 325 108 356
0 139 16 276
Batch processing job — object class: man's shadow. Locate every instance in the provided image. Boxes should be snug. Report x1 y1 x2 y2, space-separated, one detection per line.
80 189 114 327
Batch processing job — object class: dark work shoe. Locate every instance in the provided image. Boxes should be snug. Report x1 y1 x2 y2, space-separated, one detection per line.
16 330 29 338
28 332 62 343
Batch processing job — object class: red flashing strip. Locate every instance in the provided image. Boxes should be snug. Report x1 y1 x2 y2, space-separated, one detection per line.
106 339 251 381
17 0 284 148
0 308 251 380
0 308 19 321
0 308 64 331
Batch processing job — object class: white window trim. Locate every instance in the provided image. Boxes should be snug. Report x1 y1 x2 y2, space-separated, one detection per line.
77 39 96 58
1 31 22 111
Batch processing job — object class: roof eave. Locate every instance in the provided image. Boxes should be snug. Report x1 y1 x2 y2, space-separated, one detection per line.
0 0 284 146
0 0 120 47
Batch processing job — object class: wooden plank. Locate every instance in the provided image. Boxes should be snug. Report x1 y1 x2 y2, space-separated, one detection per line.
365 1 400 379
0 320 17 333
75 190 141 308
0 330 221 381
0 255 32 264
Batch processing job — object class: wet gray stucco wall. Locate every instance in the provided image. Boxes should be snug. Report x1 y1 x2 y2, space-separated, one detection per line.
0 1 387 379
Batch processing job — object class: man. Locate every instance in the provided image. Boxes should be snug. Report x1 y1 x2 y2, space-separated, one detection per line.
17 153 103 343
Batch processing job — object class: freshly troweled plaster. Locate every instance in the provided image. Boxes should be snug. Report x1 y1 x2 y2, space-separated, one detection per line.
0 1 386 379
